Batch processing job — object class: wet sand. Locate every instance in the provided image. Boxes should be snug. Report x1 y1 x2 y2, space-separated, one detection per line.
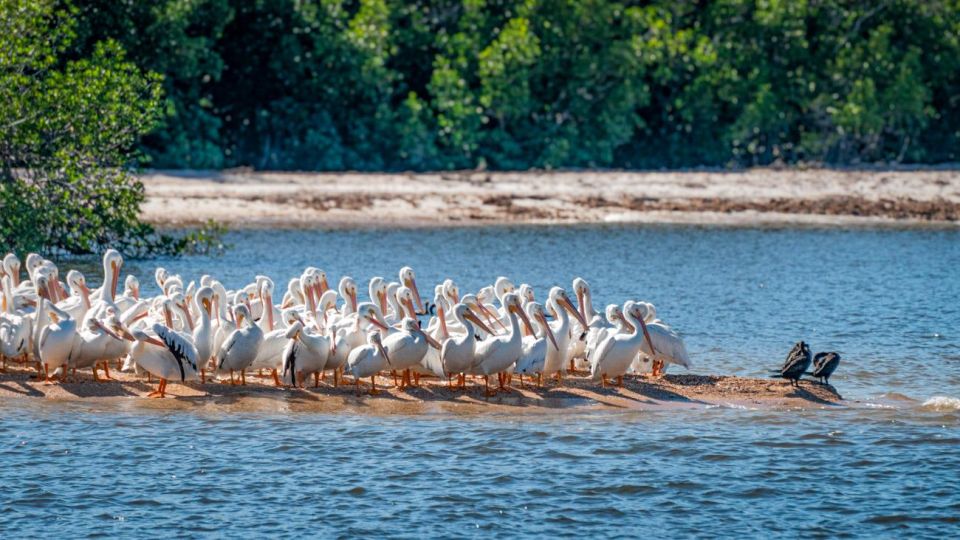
140 168 960 228
0 363 842 413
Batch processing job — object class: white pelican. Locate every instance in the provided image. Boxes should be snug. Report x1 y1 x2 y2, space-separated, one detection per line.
1 275 32 369
346 331 391 395
381 317 441 388
36 299 78 382
399 266 425 314
590 302 658 386
192 286 216 380
469 293 533 396
280 320 333 387
635 303 692 375
437 303 495 388
514 302 559 384
542 287 588 383
69 314 123 381
215 304 263 385
124 323 201 397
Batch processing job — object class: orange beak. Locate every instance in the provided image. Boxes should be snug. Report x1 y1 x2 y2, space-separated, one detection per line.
375 339 391 366
562 295 588 328
464 309 495 336
406 278 425 314
511 304 535 336
478 303 508 333
537 311 560 351
419 329 442 350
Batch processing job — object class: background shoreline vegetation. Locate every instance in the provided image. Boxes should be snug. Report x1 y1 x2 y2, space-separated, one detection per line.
2 0 959 255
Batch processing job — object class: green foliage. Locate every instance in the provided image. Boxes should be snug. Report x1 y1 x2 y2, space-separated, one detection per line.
0 0 181 256
52 0 960 169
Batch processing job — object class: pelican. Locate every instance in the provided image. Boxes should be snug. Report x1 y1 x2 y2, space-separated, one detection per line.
124 324 201 397
590 302 658 386
69 314 123 381
192 286 216 380
36 299 77 382
469 293 533 396
215 304 263 385
542 287 588 382
514 302 560 384
381 317 441 388
346 331 391 395
1 275 33 369
280 320 333 388
434 303 494 387
399 266 425 314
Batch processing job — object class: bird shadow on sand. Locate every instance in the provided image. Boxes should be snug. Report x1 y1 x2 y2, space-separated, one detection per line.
785 382 843 405
0 380 45 397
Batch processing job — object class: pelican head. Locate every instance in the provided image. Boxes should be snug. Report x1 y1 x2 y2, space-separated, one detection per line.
154 267 169 289
399 266 424 314
124 275 140 299
339 276 358 312
195 286 215 316
357 302 389 331
233 304 251 327
549 287 588 328
518 283 535 304
494 277 515 300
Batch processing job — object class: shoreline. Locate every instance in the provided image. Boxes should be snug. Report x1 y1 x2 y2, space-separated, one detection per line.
0 363 842 413
140 168 960 228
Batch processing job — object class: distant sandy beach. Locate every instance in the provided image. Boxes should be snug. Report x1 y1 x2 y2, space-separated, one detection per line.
140 168 960 228
0 362 842 413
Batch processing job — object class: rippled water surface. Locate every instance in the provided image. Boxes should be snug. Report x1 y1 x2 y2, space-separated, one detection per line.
3 225 960 537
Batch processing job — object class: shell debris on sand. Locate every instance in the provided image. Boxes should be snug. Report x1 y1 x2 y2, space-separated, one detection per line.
0 363 842 413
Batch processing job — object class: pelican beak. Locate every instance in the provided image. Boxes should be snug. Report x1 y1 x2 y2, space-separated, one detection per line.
576 288 587 324
420 329 442 350
378 289 388 315
463 309 495 336
237 313 245 327
376 339 391 366
119 327 136 341
315 275 327 295
163 304 174 328
562 295 588 328
511 304 535 336
349 289 358 313
264 292 275 331
202 298 212 316
538 312 560 351
132 286 139 300
404 298 417 319
366 316 389 331
478 303 508 333
111 260 120 302
637 314 658 357
94 320 122 341
406 277 425 314
146 336 166 348
451 290 460 304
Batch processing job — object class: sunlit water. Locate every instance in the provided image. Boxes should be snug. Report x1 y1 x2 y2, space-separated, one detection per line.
3 225 959 537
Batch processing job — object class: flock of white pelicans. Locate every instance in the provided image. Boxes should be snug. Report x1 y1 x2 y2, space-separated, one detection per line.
0 250 691 397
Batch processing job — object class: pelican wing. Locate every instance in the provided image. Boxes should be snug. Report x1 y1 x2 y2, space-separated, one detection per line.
153 323 199 379
216 329 241 370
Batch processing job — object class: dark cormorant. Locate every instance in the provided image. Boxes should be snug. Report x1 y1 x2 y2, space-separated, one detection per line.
774 341 811 387
809 352 840 385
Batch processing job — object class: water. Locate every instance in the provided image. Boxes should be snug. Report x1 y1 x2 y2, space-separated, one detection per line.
3 225 959 537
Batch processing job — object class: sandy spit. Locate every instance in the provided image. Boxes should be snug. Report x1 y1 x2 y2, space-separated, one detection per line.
0 362 842 414
139 168 960 228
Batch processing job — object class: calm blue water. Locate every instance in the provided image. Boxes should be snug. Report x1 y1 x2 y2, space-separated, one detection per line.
3 225 959 538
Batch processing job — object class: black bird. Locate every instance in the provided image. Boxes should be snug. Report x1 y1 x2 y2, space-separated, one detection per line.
773 341 811 387
809 352 840 385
